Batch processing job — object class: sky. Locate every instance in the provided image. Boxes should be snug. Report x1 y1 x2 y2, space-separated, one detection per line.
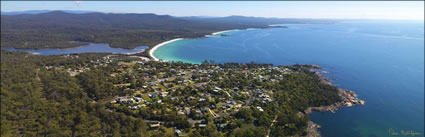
1 1 424 20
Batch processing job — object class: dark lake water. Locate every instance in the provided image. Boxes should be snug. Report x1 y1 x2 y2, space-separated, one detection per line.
154 21 424 137
3 43 148 55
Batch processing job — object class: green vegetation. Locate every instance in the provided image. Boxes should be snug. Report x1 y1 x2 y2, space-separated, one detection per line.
1 11 270 50
1 51 347 137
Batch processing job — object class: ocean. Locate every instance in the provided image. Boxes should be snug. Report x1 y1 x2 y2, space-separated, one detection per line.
153 20 424 137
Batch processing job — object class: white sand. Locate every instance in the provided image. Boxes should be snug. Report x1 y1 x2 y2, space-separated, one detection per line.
149 38 183 61
211 29 239 35
268 24 285 27
149 29 242 61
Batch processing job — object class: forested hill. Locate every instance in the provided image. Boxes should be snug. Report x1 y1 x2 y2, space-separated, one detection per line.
1 51 345 137
1 11 267 49
1 11 334 50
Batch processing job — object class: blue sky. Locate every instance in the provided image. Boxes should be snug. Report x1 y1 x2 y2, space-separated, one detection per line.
1 1 424 20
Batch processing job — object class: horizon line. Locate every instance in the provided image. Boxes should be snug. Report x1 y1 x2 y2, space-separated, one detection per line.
1 9 424 21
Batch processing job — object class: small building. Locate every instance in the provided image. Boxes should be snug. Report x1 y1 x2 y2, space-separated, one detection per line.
256 106 264 112
149 93 158 98
198 124 207 128
119 98 129 103
128 98 135 103
131 105 140 110
177 110 185 115
175 129 185 137
135 97 144 102
184 107 191 115
150 122 160 129
160 92 169 97
198 98 206 102
231 101 237 105
195 110 202 114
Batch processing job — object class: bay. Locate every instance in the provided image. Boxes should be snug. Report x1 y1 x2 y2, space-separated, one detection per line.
153 20 424 137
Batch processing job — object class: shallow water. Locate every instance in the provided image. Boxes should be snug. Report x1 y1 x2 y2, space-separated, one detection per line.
154 20 424 137
3 43 148 55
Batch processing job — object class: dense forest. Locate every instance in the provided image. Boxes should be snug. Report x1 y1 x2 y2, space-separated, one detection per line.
1 11 267 50
0 51 346 137
1 11 335 50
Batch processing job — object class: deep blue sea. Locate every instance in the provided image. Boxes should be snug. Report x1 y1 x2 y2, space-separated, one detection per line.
3 43 148 55
154 20 424 137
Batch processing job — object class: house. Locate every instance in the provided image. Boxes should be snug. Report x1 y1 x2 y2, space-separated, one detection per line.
131 105 140 110
128 98 135 103
160 92 169 97
149 93 158 98
110 100 117 104
119 98 129 103
198 98 206 102
234 104 242 108
198 124 207 128
217 123 227 129
135 97 144 102
184 107 191 115
256 106 264 112
258 93 269 98
231 101 237 105
240 91 249 95
263 98 272 102
175 129 185 137
177 110 185 115
195 110 202 114
150 122 160 129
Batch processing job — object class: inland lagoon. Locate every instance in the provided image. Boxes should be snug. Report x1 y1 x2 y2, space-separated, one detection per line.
3 43 148 56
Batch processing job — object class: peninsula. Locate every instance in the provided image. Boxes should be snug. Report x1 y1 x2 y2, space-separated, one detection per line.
1 10 358 137
1 51 363 137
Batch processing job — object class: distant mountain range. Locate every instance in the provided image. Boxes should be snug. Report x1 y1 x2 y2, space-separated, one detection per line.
2 10 337 25
1 10 95 15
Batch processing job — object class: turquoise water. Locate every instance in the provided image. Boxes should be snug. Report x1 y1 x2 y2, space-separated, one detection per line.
154 21 424 137
3 43 148 55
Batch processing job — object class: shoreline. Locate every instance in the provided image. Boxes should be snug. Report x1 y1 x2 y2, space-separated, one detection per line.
148 29 242 61
147 25 289 61
149 38 184 61
211 29 240 35
302 65 365 137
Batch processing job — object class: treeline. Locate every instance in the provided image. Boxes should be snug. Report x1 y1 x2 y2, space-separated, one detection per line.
1 51 147 137
1 11 268 50
1 51 343 137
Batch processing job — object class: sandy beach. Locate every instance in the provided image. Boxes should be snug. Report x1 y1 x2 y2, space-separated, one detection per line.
211 29 240 35
268 24 285 27
149 38 183 61
149 29 241 61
